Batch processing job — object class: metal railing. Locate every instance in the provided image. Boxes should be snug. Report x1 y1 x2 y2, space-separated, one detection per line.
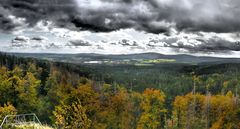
0 113 43 129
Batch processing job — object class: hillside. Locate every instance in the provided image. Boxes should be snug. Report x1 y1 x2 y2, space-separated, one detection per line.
0 52 240 128
7 52 240 65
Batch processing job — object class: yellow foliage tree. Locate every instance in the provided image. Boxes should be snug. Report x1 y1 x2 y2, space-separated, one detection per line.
0 103 17 124
173 92 240 129
137 88 167 129
53 100 91 129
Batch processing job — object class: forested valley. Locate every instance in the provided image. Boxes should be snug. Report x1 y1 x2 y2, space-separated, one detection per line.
0 52 240 129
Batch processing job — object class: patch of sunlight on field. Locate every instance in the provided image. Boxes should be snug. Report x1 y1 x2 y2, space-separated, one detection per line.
142 59 176 63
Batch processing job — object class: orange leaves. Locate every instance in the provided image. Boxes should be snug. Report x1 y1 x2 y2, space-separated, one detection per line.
172 92 239 129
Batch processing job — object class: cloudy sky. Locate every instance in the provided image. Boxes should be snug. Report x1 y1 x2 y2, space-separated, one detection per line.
1 0 240 57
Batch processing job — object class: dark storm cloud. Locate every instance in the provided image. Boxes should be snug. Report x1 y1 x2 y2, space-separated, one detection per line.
194 38 240 52
164 36 240 53
0 0 76 31
1 0 240 34
0 6 25 33
0 14 15 32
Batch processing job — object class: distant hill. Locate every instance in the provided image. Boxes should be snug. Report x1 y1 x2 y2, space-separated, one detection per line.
6 52 240 65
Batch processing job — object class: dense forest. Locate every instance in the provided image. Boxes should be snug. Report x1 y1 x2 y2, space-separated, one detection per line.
0 52 240 129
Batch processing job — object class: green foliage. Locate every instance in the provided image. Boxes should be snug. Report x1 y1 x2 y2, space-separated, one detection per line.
1 53 240 129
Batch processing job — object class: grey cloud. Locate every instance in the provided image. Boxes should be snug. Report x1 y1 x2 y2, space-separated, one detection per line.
0 7 25 33
149 37 178 44
31 36 48 41
11 36 29 47
0 0 76 31
194 38 240 52
10 35 61 49
46 43 60 49
96 45 104 50
165 36 240 53
68 39 92 46
31 44 43 48
118 39 138 46
11 43 25 47
64 0 240 33
1 0 240 34
12 36 29 43
0 15 16 33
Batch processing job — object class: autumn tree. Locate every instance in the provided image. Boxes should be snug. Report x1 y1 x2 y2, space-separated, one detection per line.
16 72 40 113
173 93 205 129
70 81 101 128
95 84 134 129
0 66 11 104
137 88 167 129
0 103 17 124
53 100 91 129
